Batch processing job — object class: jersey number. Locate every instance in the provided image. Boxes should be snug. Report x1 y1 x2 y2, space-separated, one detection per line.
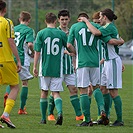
79 28 94 46
14 32 20 46
45 37 59 55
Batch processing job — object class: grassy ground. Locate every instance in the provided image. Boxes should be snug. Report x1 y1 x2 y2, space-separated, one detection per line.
0 64 132 133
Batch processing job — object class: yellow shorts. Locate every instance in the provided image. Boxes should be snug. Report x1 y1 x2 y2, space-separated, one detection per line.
0 61 19 85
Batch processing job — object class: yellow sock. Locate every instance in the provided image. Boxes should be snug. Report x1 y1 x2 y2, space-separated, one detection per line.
4 99 15 114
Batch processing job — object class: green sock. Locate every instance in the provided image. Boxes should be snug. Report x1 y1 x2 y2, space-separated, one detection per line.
88 96 91 104
80 94 91 122
5 85 11 94
103 93 112 117
20 86 28 110
70 95 82 116
113 95 122 122
93 88 105 112
109 97 112 118
40 98 48 120
54 97 62 115
48 95 55 115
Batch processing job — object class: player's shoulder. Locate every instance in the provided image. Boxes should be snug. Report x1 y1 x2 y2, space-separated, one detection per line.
4 18 13 24
90 21 101 29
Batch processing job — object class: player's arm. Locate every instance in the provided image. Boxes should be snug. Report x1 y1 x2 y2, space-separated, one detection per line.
33 51 40 77
79 17 101 36
8 38 21 72
102 36 125 46
67 43 76 55
108 37 124 46
28 42 34 58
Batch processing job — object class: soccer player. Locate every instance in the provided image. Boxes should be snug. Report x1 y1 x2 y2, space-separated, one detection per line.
4 11 35 115
47 9 83 121
0 0 21 128
80 8 124 126
67 12 124 127
33 12 67 125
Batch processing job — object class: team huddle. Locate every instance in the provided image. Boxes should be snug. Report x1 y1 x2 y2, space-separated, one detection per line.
0 0 124 129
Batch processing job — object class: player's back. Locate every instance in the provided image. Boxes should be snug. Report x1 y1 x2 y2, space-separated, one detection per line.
0 17 14 62
35 27 67 77
68 22 100 68
14 24 34 65
99 23 119 60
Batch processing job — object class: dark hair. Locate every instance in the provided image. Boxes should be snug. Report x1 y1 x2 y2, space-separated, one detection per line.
101 8 117 21
19 11 31 22
58 9 70 18
78 12 89 19
0 0 6 11
45 12 57 23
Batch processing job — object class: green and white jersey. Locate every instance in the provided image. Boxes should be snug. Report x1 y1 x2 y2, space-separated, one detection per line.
99 23 119 60
57 27 74 74
34 27 67 77
67 21 101 68
14 24 35 66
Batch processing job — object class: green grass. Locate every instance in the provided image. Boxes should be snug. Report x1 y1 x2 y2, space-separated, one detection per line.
0 64 133 133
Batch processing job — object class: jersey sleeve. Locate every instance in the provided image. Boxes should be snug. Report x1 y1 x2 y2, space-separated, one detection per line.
34 31 42 52
100 35 112 43
26 29 35 43
62 32 67 47
67 25 75 46
6 19 15 39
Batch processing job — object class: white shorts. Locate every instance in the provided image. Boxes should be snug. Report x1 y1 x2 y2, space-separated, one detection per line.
62 73 75 86
19 66 33 81
101 57 122 89
76 67 100 88
39 76 64 91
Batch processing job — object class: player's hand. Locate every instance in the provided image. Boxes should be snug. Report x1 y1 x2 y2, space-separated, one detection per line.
17 61 21 73
78 17 88 23
122 64 125 72
88 85 93 96
33 68 38 77
118 37 125 46
100 58 105 65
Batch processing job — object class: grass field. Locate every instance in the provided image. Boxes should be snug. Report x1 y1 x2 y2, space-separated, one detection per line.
0 64 132 133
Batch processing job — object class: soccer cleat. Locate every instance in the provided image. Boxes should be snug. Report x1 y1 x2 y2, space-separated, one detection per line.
0 124 4 128
110 120 124 126
48 114 56 121
55 114 63 125
40 120 46 124
100 111 109 125
4 93 8 108
76 121 93 127
76 115 84 121
0 115 16 128
18 109 28 115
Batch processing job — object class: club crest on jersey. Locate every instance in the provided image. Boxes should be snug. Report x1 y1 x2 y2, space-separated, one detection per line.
0 42 3 47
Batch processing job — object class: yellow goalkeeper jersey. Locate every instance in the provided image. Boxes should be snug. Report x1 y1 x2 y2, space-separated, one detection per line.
0 16 15 62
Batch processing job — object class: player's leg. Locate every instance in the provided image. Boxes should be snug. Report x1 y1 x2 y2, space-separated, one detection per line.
76 67 93 127
39 76 50 124
47 93 55 121
0 62 20 128
91 67 109 125
18 80 28 114
18 66 33 114
65 74 83 120
68 85 84 120
110 89 123 126
101 86 112 119
50 77 64 125
109 58 123 126
4 85 11 108
40 90 48 124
